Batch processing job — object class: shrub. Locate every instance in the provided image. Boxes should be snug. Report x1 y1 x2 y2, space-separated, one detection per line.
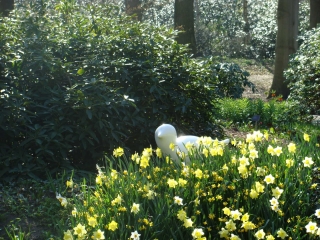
285 27 320 115
209 62 255 98
0 1 221 180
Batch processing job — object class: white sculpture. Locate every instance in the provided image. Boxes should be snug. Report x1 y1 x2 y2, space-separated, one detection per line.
155 124 230 164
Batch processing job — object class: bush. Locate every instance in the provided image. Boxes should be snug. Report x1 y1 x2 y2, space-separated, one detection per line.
209 62 255 98
285 27 320 115
0 1 221 180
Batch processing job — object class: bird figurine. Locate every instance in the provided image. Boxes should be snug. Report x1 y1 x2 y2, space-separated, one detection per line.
155 124 230 164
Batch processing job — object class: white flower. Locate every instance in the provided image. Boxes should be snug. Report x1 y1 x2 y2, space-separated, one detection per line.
130 230 141 240
174 196 183 205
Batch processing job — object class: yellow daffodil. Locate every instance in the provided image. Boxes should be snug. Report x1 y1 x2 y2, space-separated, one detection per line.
255 229 266 239
218 228 229 239
96 175 102 185
178 178 187 187
264 131 269 140
264 174 275 185
255 181 265 193
140 155 150 168
253 130 264 142
246 133 255 143
194 169 203 179
286 159 294 168
249 189 259 199
73 223 87 238
225 219 236 231
131 203 140 214
87 216 98 227
169 142 175 151
63 230 73 240
277 228 288 239
266 235 275 240
167 178 178 188
238 165 248 178
56 193 68 207
241 213 250 222
142 147 152 157
113 147 124 157
183 218 193 228
222 207 231 216
66 179 73 188
288 142 296 153
92 229 105 240
111 194 122 206
273 146 282 156
256 167 266 176
191 228 204 239
185 142 194 151
303 133 310 142
177 209 187 221
239 156 250 166
269 197 279 207
202 148 209 157
241 221 256 230
267 145 275 155
108 220 118 231
249 149 259 159
272 187 283 199
230 209 242 220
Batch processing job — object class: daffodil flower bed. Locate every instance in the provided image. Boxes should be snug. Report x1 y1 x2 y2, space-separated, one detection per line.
58 131 320 240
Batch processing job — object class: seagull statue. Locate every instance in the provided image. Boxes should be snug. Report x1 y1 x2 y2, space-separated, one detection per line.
155 124 230 164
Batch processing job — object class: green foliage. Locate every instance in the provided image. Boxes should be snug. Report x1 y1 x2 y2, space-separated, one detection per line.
194 0 309 58
218 98 302 129
209 62 255 98
285 27 320 115
0 1 221 180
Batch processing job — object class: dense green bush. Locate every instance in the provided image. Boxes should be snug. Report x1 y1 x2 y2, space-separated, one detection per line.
0 1 221 180
285 27 320 115
209 62 255 98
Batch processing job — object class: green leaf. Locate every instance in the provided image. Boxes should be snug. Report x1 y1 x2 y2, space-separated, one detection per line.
77 68 85 75
86 109 92 119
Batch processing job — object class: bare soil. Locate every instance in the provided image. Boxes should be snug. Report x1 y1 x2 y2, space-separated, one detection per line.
243 74 273 100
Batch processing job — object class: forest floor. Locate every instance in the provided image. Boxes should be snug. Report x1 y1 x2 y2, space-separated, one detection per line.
239 58 274 100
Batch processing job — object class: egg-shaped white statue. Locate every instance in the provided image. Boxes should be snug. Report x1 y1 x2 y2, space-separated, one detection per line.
155 124 230 164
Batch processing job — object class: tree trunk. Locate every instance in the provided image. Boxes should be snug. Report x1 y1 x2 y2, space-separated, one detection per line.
174 0 197 55
243 0 250 45
125 0 142 21
269 0 299 99
310 0 320 29
0 0 14 17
